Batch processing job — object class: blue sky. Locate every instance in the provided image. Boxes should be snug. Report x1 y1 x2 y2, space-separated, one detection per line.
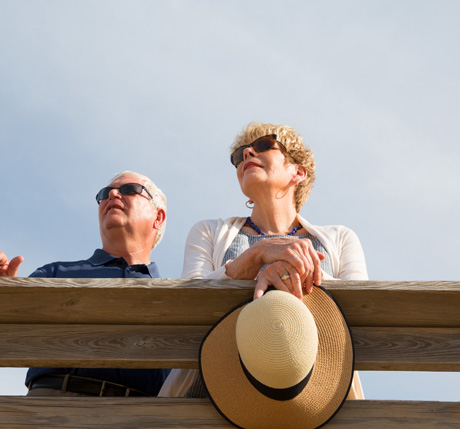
1 0 459 399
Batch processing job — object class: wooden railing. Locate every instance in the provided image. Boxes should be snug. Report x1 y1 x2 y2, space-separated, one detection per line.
0 277 459 428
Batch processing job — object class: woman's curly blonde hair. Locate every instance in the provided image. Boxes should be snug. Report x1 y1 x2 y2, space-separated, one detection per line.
231 122 315 212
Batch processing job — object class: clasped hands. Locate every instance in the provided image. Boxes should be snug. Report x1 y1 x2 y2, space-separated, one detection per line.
225 238 325 301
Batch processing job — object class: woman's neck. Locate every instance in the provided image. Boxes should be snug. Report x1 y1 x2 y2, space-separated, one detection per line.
249 202 299 236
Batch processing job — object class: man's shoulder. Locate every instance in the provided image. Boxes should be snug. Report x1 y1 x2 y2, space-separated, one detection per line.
29 258 93 278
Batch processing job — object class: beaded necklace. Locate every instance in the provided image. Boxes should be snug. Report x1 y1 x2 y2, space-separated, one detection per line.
245 216 302 236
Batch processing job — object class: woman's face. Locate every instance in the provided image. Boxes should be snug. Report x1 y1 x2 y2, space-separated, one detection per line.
236 143 295 198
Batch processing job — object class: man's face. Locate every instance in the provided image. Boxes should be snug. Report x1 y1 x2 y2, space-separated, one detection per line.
98 174 158 239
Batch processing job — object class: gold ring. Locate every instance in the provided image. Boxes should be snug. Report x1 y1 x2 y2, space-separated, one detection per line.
281 274 290 281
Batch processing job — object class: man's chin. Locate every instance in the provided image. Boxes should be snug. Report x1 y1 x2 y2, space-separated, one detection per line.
101 215 127 230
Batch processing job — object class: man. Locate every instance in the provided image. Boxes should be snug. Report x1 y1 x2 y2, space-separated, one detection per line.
0 171 168 397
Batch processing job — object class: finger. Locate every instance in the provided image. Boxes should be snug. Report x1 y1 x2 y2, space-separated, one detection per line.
298 245 315 288
254 277 269 300
284 266 303 300
279 249 308 279
299 243 323 287
293 240 317 279
259 240 313 280
266 267 295 296
309 250 323 286
303 270 315 294
255 264 291 299
0 251 10 276
7 256 24 277
0 251 8 264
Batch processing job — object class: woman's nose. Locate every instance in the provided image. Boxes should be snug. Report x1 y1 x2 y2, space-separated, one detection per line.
243 145 256 160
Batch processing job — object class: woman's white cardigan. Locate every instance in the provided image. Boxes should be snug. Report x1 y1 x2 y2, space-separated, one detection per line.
181 216 368 281
159 215 368 398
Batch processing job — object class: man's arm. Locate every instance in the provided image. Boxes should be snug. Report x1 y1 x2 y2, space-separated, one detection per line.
0 251 24 277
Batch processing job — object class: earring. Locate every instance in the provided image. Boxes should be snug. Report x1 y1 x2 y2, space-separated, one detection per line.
245 199 254 209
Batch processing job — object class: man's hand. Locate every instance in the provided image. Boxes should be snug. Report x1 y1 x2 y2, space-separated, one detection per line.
0 251 24 277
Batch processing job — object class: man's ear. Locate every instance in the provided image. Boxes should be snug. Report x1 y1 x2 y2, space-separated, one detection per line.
153 208 166 230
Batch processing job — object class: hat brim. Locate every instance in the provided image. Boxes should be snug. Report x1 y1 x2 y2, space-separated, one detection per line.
199 286 354 429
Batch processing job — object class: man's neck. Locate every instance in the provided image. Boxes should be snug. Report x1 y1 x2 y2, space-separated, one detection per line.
101 235 152 266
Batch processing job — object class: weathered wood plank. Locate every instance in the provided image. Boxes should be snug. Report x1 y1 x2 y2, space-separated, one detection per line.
331 288 460 328
353 327 460 371
1 325 460 371
2 277 458 291
0 324 207 369
0 398 458 428
1 278 460 327
328 399 460 428
0 277 254 325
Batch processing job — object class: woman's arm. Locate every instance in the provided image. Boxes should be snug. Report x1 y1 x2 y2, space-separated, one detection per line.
336 227 368 280
182 219 327 299
182 220 221 279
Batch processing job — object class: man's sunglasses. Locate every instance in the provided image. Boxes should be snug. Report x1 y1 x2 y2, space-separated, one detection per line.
96 183 153 204
230 134 287 167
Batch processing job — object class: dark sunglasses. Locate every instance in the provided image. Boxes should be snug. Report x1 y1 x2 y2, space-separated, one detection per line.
95 183 153 204
230 134 287 167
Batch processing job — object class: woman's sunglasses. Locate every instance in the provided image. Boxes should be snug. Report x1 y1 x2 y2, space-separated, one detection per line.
96 183 153 204
230 134 287 167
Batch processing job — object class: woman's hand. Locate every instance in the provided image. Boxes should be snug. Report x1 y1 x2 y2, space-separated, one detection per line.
225 237 325 290
254 261 303 300
253 257 324 300
0 251 24 277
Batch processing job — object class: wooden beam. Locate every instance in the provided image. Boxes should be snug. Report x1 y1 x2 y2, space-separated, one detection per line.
1 278 460 327
0 398 459 428
353 327 460 371
1 325 460 371
0 324 207 369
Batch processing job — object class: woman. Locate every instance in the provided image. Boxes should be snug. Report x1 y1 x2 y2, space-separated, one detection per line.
160 122 367 399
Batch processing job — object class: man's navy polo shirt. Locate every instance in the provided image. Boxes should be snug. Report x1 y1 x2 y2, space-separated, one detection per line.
25 249 169 396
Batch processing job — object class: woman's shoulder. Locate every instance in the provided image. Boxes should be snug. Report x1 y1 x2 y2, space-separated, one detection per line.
186 217 246 240
299 217 360 243
313 224 355 235
190 217 246 231
299 216 350 233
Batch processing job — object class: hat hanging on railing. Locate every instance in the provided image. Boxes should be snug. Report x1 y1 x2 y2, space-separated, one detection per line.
199 287 354 429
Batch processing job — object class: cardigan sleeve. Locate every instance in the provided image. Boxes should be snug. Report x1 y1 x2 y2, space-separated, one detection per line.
318 225 368 281
299 218 368 281
335 226 368 280
181 219 231 280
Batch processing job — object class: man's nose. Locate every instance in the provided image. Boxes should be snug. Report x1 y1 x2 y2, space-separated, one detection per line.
108 188 122 199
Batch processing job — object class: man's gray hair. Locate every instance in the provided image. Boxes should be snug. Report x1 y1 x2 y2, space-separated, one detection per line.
110 171 167 248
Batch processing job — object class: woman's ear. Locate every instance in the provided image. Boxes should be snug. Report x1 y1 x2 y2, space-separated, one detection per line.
292 165 307 184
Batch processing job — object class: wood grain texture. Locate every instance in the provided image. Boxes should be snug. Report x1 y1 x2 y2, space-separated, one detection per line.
1 278 460 426
1 278 460 326
0 398 458 428
353 327 460 371
0 324 207 369
1 325 460 371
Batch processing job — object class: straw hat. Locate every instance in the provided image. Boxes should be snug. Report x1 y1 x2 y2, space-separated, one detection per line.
199 287 354 429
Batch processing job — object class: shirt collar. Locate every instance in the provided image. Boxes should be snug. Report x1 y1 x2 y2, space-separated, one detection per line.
88 249 160 278
146 261 160 278
87 249 119 266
